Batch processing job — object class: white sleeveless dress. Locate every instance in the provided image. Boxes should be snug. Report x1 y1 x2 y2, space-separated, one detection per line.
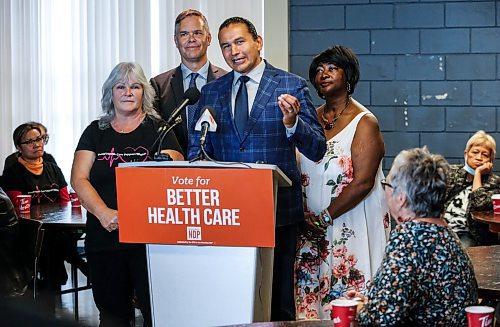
295 111 390 320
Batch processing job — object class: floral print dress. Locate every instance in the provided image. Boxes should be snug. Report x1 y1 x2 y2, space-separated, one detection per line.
357 222 478 326
296 111 390 319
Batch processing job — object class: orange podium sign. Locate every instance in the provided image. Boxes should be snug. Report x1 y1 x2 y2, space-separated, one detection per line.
116 167 275 247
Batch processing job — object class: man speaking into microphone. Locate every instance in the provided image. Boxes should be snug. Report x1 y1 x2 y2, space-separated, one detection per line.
187 17 326 321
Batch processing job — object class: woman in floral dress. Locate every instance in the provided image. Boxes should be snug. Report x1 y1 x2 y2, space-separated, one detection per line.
295 45 390 320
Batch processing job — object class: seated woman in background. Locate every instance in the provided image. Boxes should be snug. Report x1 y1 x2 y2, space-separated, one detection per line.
1 122 86 313
2 121 57 174
2 122 68 205
444 130 500 247
349 147 478 326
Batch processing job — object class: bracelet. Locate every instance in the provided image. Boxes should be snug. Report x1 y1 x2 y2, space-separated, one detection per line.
319 208 332 226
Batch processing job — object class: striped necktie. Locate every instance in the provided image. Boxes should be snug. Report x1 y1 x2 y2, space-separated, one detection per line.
186 72 199 131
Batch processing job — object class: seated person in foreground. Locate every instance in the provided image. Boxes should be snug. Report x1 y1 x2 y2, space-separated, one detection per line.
0 187 30 297
3 121 57 174
348 147 478 326
444 130 500 247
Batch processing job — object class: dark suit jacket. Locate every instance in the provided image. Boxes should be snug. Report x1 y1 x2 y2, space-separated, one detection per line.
150 63 226 154
188 62 326 226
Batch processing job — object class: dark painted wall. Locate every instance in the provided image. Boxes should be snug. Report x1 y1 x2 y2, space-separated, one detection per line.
289 0 500 172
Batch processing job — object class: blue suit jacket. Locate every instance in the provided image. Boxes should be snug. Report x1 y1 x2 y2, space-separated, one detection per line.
188 62 326 226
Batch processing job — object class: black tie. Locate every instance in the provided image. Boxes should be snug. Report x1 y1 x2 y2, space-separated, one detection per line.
234 75 250 136
187 72 199 131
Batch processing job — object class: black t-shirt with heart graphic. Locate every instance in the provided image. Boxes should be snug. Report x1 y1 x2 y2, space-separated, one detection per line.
2 161 67 204
76 117 182 252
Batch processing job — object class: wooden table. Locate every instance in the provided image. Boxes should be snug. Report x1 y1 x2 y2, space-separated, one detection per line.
19 202 86 228
471 211 500 233
466 245 500 300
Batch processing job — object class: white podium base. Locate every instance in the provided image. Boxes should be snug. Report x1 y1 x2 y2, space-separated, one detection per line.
146 244 274 327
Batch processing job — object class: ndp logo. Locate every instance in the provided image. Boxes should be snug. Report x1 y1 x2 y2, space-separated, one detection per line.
187 226 202 240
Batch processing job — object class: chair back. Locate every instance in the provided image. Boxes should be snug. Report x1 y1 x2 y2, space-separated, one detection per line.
17 218 45 298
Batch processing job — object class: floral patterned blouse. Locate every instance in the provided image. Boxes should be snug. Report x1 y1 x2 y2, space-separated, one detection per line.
357 221 478 326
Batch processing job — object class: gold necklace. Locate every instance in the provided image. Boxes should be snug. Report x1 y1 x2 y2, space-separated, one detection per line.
321 97 351 130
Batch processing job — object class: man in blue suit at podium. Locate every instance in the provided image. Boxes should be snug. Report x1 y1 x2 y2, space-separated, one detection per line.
188 17 326 321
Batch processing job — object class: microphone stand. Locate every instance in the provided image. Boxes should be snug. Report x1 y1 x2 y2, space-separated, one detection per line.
189 141 214 163
154 116 182 161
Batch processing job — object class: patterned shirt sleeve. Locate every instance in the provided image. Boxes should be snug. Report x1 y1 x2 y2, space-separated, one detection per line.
469 173 500 211
357 225 418 325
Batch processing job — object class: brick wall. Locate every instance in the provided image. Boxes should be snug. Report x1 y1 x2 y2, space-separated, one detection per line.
289 0 500 172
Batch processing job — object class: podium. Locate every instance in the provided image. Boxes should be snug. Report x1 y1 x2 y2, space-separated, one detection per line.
116 161 291 327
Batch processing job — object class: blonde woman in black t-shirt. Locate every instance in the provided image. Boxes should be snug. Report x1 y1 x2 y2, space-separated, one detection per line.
71 62 183 326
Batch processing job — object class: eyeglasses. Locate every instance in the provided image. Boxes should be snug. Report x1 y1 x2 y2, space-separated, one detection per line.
20 134 49 147
381 178 393 191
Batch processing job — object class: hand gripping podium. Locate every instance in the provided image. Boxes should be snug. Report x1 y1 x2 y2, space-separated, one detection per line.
116 161 291 327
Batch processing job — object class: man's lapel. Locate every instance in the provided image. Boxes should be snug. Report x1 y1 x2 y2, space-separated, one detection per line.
207 63 217 82
171 65 185 104
244 63 279 138
171 66 187 132
216 72 235 132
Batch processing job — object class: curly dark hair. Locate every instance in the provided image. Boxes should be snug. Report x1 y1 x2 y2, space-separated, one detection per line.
308 45 360 98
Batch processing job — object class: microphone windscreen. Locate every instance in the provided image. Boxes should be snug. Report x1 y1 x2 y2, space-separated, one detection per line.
207 106 216 119
184 87 201 105
194 106 217 132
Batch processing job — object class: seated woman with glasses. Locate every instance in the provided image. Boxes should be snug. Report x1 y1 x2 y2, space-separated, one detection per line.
348 147 478 326
2 121 57 174
1 122 86 314
2 122 68 205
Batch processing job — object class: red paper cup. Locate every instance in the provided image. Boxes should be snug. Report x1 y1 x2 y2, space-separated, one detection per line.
17 195 32 214
492 194 500 215
330 299 358 327
465 306 494 327
69 191 81 207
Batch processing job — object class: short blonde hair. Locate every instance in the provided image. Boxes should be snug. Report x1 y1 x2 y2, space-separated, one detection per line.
465 130 496 158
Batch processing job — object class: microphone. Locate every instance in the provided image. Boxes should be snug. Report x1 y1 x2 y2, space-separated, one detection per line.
153 87 200 161
194 107 217 147
165 87 200 127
